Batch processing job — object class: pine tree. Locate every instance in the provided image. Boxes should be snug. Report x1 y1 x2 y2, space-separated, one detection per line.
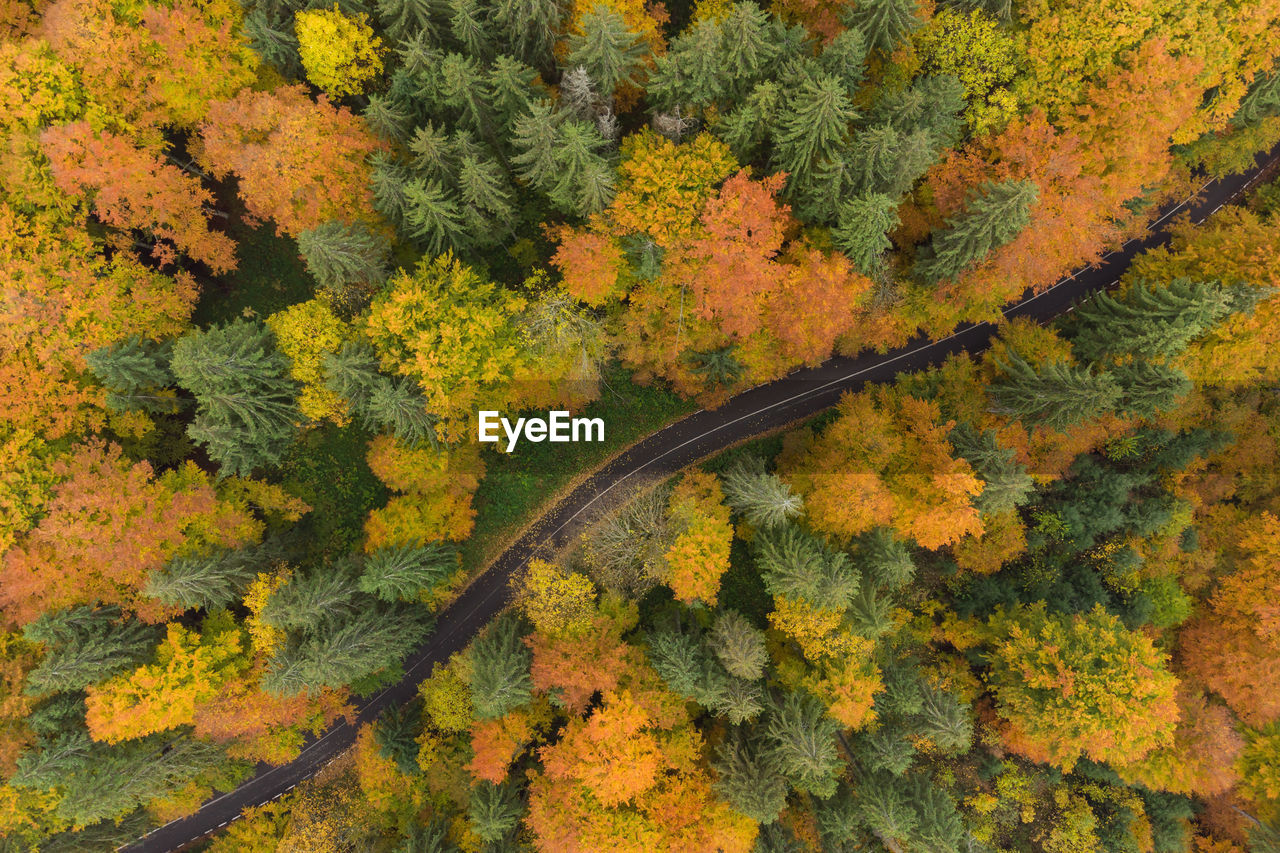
574 158 616 215
548 121 612 216
833 192 900 274
815 786 862 852
860 728 915 776
1070 279 1237 362
170 320 301 477
855 771 919 843
144 539 285 611
366 375 439 447
720 3 783 100
511 99 561 189
243 8 302 78
710 609 768 680
944 0 1011 20
687 346 745 387
487 55 539 130
773 75 856 187
764 691 842 797
1235 64 1280 125
719 82 782 162
403 178 468 254
376 0 438 42
264 603 430 693
566 5 649 99
396 821 458 853
23 607 162 695
1114 361 1192 418
447 0 492 61
364 94 413 142
844 0 921 55
491 0 563 69
375 699 424 775
469 781 523 842
720 457 804 529
904 774 965 852
261 559 364 633
649 19 725 111
359 544 458 602
915 179 1038 284
371 151 415 228
948 423 1034 515
409 122 456 184
820 28 868 97
712 729 789 823
755 524 859 610
297 221 391 297
912 684 973 754
324 341 384 414
458 154 515 223
719 677 766 724
85 336 177 413
646 625 731 709
469 614 532 719
988 352 1122 430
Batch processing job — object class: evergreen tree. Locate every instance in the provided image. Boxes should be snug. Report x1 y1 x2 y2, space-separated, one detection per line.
264 603 431 694
845 0 922 54
547 120 613 216
170 320 301 477
243 8 302 78
397 820 459 853
468 614 532 719
915 179 1038 284
855 527 915 590
23 607 162 695
375 699 425 776
709 609 768 680
720 3 784 100
144 539 286 611
833 192 900 274
719 677 766 724
988 352 1122 430
366 375 439 447
376 0 439 42
649 18 726 111
712 729 789 823
574 157 616 215
913 684 973 754
458 154 516 225
848 578 895 639
755 524 859 610
815 786 863 853
487 55 539 130
409 122 456 184
491 0 563 69
944 0 1011 20
364 94 413 142
85 336 177 414
1235 63 1280 125
371 151 415 228
647 624 731 709
720 456 804 530
558 66 601 121
511 99 561 189
566 6 649 99
687 346 745 387
1070 279 1237 362
820 28 868 97
469 781 523 842
765 691 841 797
261 559 364 633
447 0 492 60
297 221 391 298
1114 360 1192 418
773 75 856 188
324 341 384 414
855 772 918 843
403 178 468 255
860 728 915 776
359 544 458 602
948 423 1034 515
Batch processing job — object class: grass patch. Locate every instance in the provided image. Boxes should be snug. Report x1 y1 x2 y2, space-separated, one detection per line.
278 422 388 558
458 366 697 574
193 214 314 327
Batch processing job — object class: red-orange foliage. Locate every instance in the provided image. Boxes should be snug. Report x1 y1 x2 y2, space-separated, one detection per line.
1118 687 1244 797
784 388 983 549
766 244 871 366
0 204 197 438
528 612 632 714
0 443 259 626
468 710 534 784
198 85 384 236
550 226 627 306
193 678 352 765
42 122 236 272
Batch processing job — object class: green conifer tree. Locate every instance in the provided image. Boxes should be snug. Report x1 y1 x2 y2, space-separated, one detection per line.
833 192 900 274
764 691 841 797
468 614 532 719
144 539 286 612
566 5 649 99
359 544 458 602
720 457 804 530
915 179 1038 284
297 221 391 298
469 781 523 842
988 352 1122 430
712 730 789 823
23 607 162 695
844 0 922 54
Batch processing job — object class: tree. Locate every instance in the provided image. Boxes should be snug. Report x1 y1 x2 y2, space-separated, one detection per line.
84 613 249 743
0 442 259 626
144 539 285 612
764 691 841 797
359 544 458 602
719 457 804 530
948 423 1034 515
41 122 237 273
1071 279 1239 362
295 6 385 97
296 221 390 302
363 253 527 433
833 193 900 274
855 528 915 589
987 352 1121 431
469 781 523 842
1114 360 1192 418
516 560 597 638
84 336 178 414
709 610 768 681
662 471 734 605
22 606 162 695
985 603 1180 770
469 614 532 719
266 299 354 424
773 75 856 189
566 5 649 99
264 603 430 694
170 320 301 477
712 729 789 823
261 560 363 634
845 0 921 54
915 179 1038 284
755 524 859 612
198 84 384 236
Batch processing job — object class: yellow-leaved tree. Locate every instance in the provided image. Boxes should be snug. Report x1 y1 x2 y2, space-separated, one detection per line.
294 6 384 97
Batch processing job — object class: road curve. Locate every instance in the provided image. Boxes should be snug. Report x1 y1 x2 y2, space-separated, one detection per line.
119 144 1280 853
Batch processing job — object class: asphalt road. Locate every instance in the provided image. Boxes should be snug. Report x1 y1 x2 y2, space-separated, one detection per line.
118 143 1280 853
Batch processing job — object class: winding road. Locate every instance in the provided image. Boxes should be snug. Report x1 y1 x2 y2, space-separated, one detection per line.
119 144 1280 853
